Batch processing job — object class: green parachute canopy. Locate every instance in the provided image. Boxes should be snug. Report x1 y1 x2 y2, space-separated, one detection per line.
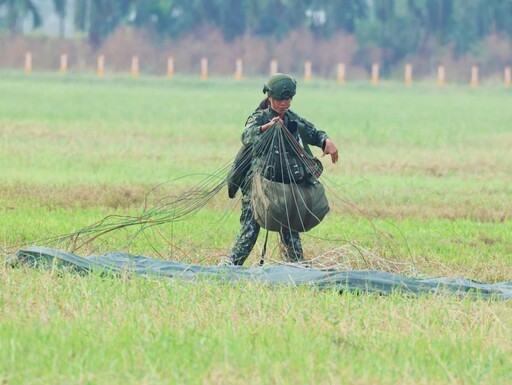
8 247 512 300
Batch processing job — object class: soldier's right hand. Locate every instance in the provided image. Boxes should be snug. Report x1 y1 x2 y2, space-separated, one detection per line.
261 117 283 132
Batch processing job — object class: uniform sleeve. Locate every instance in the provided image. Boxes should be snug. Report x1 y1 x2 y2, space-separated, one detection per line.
296 115 329 150
241 111 269 146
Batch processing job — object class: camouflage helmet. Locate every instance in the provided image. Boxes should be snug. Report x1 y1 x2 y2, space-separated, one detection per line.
263 73 297 99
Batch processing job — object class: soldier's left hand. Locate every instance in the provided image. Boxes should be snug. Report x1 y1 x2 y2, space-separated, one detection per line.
322 138 339 164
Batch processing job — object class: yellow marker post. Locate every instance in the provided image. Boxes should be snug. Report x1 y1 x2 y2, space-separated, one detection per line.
131 56 139 78
438 65 445 86
304 61 312 82
201 57 208 80
405 63 412 84
60 54 68 74
167 57 174 79
97 55 105 77
235 59 243 81
470 65 479 87
24 52 32 74
504 66 511 88
270 59 278 76
371 63 379 85
337 63 345 85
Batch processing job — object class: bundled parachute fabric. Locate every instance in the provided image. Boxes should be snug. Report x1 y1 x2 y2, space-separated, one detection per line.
8 247 512 300
233 116 330 232
252 172 329 232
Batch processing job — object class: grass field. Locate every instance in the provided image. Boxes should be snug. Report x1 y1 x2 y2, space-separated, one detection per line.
0 72 511 384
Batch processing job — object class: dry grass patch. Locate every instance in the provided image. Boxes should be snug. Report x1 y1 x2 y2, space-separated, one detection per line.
3 181 511 222
1 183 148 209
357 200 511 222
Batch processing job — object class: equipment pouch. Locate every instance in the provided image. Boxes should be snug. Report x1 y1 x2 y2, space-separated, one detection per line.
227 144 253 198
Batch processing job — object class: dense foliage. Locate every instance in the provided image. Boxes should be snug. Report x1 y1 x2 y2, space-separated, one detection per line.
0 0 511 68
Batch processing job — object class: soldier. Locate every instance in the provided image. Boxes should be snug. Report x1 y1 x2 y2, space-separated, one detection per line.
227 73 339 266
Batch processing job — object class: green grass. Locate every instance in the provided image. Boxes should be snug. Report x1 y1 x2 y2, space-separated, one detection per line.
0 72 511 384
1 270 511 385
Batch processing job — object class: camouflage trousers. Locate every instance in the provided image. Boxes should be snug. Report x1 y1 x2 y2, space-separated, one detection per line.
230 194 304 266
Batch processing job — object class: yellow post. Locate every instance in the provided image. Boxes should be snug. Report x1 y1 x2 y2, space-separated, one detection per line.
24 52 32 73
337 63 345 85
504 66 511 88
201 57 208 80
167 57 174 79
438 65 445 86
404 63 412 84
59 54 68 74
131 56 139 78
270 59 278 76
304 60 312 82
235 59 243 81
97 55 105 77
470 65 479 87
371 63 379 85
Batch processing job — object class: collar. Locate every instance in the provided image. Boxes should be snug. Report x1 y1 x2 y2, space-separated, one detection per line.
266 106 291 121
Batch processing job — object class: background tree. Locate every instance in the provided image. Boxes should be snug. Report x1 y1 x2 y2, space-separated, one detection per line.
406 0 454 52
333 0 369 33
74 0 134 46
491 0 512 38
67 0 511 60
1 0 509 72
52 0 67 38
131 0 202 39
0 0 42 36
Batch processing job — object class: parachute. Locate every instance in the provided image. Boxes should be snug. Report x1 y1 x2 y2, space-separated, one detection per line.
8 247 512 300
229 118 330 233
5 112 401 273
6 116 510 298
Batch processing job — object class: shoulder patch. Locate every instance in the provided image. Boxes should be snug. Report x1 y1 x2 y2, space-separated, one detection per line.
245 116 256 126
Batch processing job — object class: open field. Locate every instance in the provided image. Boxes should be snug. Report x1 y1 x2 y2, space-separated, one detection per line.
1 72 511 384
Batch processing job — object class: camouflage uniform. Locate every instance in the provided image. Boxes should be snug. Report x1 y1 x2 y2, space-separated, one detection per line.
229 104 329 266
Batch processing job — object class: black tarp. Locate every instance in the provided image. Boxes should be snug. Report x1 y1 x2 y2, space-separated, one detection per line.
8 247 512 300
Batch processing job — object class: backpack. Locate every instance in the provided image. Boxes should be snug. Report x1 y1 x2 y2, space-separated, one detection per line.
251 172 330 233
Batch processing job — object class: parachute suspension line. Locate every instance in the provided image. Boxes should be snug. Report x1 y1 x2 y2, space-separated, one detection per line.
253 124 298 261
45 159 234 251
253 122 325 234
253 128 284 266
277 125 298 231
280 123 320 178
260 185 272 267
275 123 316 232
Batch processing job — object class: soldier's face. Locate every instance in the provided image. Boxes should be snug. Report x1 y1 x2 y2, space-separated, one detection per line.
269 97 291 115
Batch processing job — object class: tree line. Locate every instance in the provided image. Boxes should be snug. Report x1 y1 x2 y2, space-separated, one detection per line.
1 0 511 70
